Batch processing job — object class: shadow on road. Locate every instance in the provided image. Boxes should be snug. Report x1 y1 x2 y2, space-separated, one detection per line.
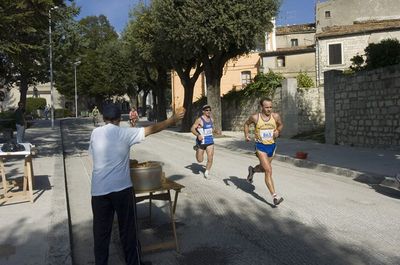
185 163 205 175
223 176 275 208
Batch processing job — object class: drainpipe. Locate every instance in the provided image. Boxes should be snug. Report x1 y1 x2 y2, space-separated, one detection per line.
316 38 320 86
272 18 277 51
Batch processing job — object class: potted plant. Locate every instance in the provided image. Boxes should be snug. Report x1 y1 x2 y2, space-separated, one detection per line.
295 151 308 159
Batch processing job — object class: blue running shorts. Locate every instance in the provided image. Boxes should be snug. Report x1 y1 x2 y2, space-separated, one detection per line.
255 142 276 157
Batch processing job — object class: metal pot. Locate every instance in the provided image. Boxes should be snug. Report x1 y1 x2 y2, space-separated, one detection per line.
130 161 162 191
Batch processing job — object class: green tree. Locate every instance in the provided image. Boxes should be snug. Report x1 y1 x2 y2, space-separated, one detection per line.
152 0 205 131
296 71 314 89
54 15 121 108
245 71 284 97
52 3 84 101
156 0 280 134
0 0 65 105
350 39 400 72
124 6 170 121
364 38 400 70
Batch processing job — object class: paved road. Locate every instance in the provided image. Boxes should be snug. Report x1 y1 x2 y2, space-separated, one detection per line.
62 119 400 265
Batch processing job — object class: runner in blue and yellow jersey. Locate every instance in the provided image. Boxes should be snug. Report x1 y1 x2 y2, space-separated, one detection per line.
244 98 284 206
191 104 215 179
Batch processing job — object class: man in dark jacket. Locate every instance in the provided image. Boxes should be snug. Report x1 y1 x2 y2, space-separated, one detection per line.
15 101 26 143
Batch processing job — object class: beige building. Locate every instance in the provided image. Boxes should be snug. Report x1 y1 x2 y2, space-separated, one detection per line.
315 0 400 85
171 52 261 111
316 0 400 32
171 22 318 110
1 82 63 112
261 23 316 81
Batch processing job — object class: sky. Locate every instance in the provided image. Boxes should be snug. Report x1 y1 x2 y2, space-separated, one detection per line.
74 0 319 33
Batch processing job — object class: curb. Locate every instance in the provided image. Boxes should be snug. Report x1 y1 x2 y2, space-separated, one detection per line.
164 129 399 190
273 154 398 189
47 120 73 265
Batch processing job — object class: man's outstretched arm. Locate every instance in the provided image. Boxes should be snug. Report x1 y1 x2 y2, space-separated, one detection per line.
144 107 185 137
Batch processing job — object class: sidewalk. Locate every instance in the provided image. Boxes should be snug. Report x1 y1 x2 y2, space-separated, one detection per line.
164 127 400 190
0 119 71 265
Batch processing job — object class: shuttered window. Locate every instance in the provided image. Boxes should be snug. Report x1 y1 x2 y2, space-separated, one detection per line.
241 71 252 86
328 43 342 65
277 56 286 67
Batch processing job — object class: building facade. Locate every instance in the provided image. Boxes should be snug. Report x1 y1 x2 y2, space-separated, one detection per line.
171 52 261 111
261 23 316 82
315 0 400 85
1 82 63 112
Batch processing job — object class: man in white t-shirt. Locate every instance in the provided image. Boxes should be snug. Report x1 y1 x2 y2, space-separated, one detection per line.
89 104 184 265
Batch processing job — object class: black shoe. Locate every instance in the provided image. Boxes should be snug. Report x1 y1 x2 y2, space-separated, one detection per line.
273 197 284 206
246 166 254 183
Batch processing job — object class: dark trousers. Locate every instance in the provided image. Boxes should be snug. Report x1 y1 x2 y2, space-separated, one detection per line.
92 187 141 265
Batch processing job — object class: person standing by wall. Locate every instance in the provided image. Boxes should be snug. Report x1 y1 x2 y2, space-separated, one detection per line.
243 98 284 206
190 105 215 179
14 101 26 143
89 103 185 265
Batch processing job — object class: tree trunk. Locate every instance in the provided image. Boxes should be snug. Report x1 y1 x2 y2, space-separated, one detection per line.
141 90 149 117
180 77 195 132
204 64 223 135
151 89 157 121
19 73 29 106
154 67 168 121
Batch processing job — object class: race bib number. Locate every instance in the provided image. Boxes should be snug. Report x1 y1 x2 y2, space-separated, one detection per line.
260 129 274 141
203 128 213 136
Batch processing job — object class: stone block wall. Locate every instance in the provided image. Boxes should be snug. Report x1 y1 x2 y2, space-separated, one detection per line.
221 78 325 136
221 96 259 131
324 65 400 149
296 86 325 133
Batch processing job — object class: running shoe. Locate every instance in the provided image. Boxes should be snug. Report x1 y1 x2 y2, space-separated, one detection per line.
273 196 284 206
247 166 254 183
204 170 210 179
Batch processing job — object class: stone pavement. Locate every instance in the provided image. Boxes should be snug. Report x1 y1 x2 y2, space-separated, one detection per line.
0 119 71 265
0 118 399 265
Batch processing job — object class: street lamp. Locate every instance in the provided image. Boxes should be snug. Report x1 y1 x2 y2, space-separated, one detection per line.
49 6 58 129
74 61 81 118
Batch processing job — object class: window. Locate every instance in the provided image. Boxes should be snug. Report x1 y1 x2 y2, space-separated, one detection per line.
291 39 298 47
241 71 252 86
325 11 331 18
328 43 342 65
277 56 286 67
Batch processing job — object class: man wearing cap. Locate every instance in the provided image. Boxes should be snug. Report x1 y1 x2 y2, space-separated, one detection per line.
89 103 185 265
191 104 215 179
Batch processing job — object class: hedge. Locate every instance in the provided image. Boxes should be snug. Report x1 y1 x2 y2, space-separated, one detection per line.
26 97 46 115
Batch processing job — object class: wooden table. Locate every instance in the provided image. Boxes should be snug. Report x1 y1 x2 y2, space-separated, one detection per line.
135 176 184 252
0 143 34 204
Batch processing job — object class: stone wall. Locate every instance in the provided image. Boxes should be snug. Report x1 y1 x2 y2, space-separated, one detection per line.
221 78 325 137
297 86 325 133
221 96 259 131
324 65 400 149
